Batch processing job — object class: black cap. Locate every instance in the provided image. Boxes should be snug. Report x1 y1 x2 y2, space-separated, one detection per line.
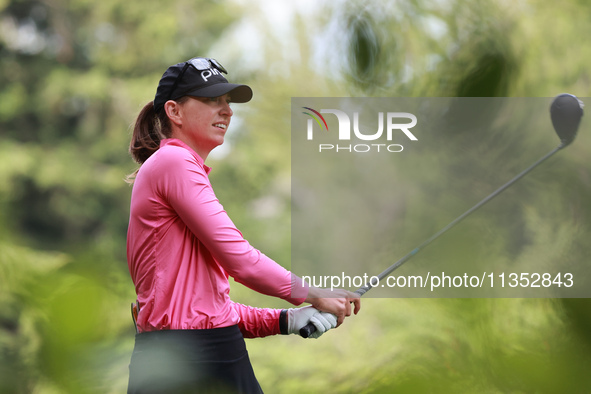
153 58 253 112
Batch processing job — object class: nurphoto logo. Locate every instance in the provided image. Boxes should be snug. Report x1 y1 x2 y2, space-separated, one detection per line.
302 107 418 153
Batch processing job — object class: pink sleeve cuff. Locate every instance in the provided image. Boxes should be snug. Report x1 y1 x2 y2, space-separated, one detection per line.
231 302 282 338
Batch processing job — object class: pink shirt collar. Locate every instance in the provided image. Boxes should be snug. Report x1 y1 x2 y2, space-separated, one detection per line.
160 138 212 174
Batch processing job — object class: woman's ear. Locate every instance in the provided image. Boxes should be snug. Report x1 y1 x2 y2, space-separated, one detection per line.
164 100 183 127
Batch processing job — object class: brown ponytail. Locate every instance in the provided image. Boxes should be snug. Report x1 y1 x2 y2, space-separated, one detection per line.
129 101 172 165
126 97 190 183
125 101 172 183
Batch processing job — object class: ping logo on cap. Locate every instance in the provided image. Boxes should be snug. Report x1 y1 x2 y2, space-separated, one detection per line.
201 68 222 82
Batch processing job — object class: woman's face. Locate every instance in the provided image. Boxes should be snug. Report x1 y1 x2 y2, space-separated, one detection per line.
171 94 233 158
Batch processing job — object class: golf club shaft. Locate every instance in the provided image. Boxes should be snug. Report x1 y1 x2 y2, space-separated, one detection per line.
357 143 564 295
300 143 565 338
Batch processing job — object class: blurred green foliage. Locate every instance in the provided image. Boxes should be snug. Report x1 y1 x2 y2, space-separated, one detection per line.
1 0 590 392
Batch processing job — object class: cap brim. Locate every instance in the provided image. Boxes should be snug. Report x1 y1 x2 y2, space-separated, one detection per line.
185 83 253 103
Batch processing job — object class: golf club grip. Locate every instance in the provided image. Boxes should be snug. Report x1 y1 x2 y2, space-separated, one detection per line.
300 322 316 338
299 288 367 338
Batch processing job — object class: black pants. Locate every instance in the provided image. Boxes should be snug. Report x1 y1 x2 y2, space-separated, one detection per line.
127 325 263 394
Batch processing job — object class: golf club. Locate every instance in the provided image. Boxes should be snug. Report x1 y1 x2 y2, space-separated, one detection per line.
300 94 584 338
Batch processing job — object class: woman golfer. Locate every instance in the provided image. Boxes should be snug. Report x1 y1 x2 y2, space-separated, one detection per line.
126 57 360 393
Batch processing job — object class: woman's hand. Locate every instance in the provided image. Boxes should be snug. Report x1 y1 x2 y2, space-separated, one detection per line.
286 306 338 339
304 287 361 327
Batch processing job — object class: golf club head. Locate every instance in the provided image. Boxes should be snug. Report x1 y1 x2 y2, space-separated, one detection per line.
550 93 584 147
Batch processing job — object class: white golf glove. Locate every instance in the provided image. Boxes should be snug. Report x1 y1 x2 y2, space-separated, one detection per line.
282 306 337 339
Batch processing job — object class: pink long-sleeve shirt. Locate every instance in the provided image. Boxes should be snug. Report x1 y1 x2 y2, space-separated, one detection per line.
127 139 308 337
